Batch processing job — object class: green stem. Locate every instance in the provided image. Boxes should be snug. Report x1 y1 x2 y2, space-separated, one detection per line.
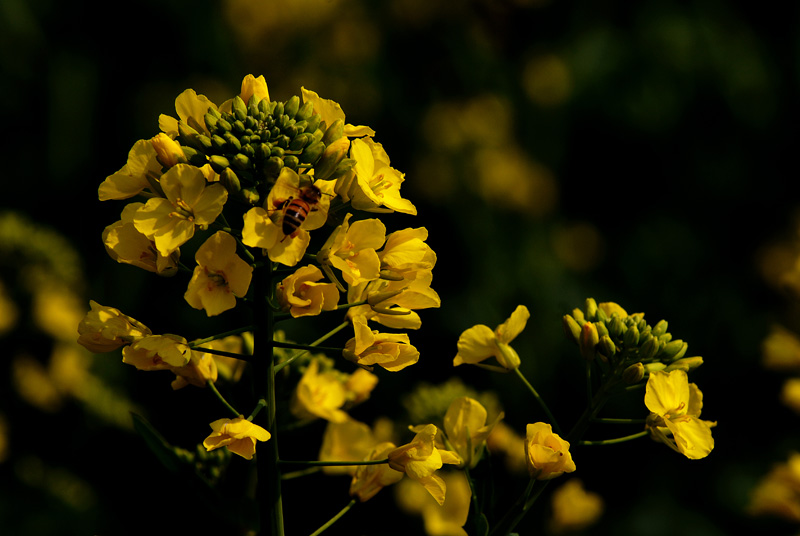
190 325 256 347
579 431 648 446
309 499 357 536
279 458 389 468
281 466 322 480
274 321 350 373
592 417 647 424
253 262 284 536
206 380 240 418
514 368 563 436
192 346 253 362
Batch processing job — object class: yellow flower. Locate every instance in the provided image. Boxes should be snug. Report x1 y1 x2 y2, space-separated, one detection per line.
102 203 180 276
133 164 228 256
276 265 340 318
349 442 405 502
443 397 504 469
748 452 800 523
204 334 249 383
219 74 270 114
453 305 530 370
184 231 253 316
319 419 379 476
343 316 420 371
395 471 471 536
121 334 192 370
169 349 218 390
387 424 461 505
300 87 375 138
549 479 604 534
290 359 350 423
150 132 186 168
98 139 162 201
345 270 441 331
644 370 716 460
338 137 417 215
486 421 528 474
317 213 385 286
524 422 576 480
762 324 800 372
203 416 270 460
159 88 218 137
379 227 436 279
77 301 151 353
781 378 800 414
345 368 379 405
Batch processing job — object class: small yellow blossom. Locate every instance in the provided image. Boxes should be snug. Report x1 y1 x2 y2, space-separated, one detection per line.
77 301 151 353
343 317 420 371
486 421 528 474
134 164 228 256
388 424 461 505
781 378 800 414
98 139 162 201
300 87 375 138
395 471 471 536
203 416 270 460
762 324 800 372
524 422 576 480
345 368 379 405
748 452 800 523
159 88 218 137
290 359 350 423
319 419 379 476
317 213 385 286
184 231 253 316
644 370 716 460
338 137 417 215
276 265 339 318
454 305 530 370
103 203 179 275
349 442 405 502
150 132 185 168
443 397 504 468
169 350 218 390
549 479 604 534
121 334 192 370
379 227 436 279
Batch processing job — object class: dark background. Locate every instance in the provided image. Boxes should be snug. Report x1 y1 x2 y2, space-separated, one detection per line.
1 0 799 534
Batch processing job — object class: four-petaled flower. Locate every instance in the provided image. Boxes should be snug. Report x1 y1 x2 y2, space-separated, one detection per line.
317 213 386 286
454 305 530 370
203 416 271 460
644 369 716 460
184 231 253 316
277 265 340 318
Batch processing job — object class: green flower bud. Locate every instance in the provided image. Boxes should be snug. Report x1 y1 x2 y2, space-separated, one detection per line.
241 143 256 159
232 119 246 135
240 187 260 205
608 315 626 339
204 112 219 132
224 133 242 152
209 155 230 173
579 322 599 361
231 153 252 170
660 340 688 362
219 167 241 194
562 315 582 344
270 146 285 159
181 146 207 167
289 133 311 152
211 134 227 151
598 334 616 360
622 362 645 384
327 158 356 181
314 137 349 180
296 101 314 122
264 156 284 177
273 101 285 117
283 155 300 170
595 321 609 338
571 308 586 325
232 95 248 122
584 298 598 321
652 320 668 337
664 356 703 372
306 112 322 134
216 117 232 132
643 362 666 373
284 95 300 119
255 143 271 160
258 98 272 117
321 118 345 145
300 140 325 165
638 336 659 361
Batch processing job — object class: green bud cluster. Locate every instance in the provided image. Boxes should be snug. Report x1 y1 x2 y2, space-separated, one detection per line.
562 298 702 382
176 94 352 205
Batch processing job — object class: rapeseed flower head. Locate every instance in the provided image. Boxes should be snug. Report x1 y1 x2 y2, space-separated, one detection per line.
98 139 161 201
103 203 180 276
349 442 404 502
524 422 576 480
454 305 530 370
442 396 504 469
203 416 270 460
387 424 461 505
276 265 339 318
133 164 228 256
77 301 151 353
644 370 715 460
184 231 253 316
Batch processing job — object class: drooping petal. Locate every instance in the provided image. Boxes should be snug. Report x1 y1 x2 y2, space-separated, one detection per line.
453 325 496 366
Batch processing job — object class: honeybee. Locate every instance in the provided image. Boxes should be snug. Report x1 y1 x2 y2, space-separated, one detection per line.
277 184 323 241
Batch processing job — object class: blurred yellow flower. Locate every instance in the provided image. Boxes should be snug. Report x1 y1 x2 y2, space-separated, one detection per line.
395 470 471 536
103 203 180 276
349 442 404 502
762 324 800 372
98 139 161 201
290 359 350 423
319 419 379 476
644 370 715 460
486 420 528 474
276 265 340 318
748 452 800 523
203 416 270 460
524 422 576 480
453 305 530 370
443 397 503 469
133 164 228 256
184 231 253 316
388 424 461 505
549 479 603 533
0 279 18 336
77 301 151 353
781 378 800 414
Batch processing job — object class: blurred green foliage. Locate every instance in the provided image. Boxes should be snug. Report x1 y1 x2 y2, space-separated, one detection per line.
1 0 799 534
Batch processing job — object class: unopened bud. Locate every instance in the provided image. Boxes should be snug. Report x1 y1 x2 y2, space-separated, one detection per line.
232 95 248 122
622 362 645 384
219 168 241 194
623 324 640 348
296 101 314 122
231 153 252 170
571 308 586 325
240 187 260 205
608 315 626 339
664 356 703 372
652 320 668 337
321 118 345 145
150 133 185 168
284 95 300 119
314 137 349 180
209 155 230 173
660 340 688 362
595 321 609 339
584 298 598 321
579 322 599 361
644 362 666 373
598 335 616 360
368 289 405 307
639 336 659 361
562 315 582 344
